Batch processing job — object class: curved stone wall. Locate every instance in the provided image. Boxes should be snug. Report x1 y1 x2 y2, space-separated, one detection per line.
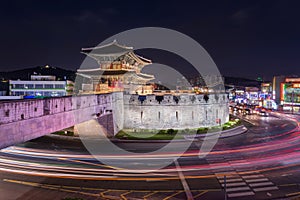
123 93 229 130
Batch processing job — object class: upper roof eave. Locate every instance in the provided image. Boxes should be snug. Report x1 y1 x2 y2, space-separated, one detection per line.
81 40 133 54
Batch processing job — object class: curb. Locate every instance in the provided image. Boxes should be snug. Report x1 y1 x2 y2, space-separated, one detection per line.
46 125 248 143
184 125 247 140
113 125 248 143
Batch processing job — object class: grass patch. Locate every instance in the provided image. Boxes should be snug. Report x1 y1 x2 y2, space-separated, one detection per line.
115 119 242 140
115 129 182 140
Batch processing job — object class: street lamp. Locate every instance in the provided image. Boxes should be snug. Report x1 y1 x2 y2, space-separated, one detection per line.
292 90 294 114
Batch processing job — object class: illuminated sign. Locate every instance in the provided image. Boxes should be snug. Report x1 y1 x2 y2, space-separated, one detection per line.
235 90 244 93
293 83 300 88
285 78 300 82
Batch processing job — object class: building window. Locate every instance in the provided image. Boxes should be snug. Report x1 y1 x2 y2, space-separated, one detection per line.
158 111 160 120
35 84 43 89
44 84 54 89
25 91 34 96
57 92 65 96
176 111 178 121
192 111 194 120
15 84 25 89
44 92 51 96
35 91 42 96
206 110 208 120
26 84 34 89
55 84 65 89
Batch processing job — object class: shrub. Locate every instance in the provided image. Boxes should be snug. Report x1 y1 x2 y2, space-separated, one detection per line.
222 125 231 130
158 130 167 135
197 128 208 134
116 130 128 138
167 129 178 135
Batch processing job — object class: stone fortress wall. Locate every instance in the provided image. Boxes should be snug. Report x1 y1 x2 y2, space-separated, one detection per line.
0 94 113 125
0 94 114 149
0 92 229 148
122 93 229 130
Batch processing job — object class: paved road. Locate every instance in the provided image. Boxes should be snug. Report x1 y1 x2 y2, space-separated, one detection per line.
0 112 300 200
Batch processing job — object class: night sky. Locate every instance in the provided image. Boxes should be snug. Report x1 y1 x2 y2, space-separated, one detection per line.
1 0 300 80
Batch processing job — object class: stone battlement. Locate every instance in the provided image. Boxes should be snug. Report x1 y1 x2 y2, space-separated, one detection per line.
124 93 228 106
123 93 229 130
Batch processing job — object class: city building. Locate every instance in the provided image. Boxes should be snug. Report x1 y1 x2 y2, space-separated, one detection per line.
280 77 300 112
9 75 74 97
245 87 259 105
260 82 272 99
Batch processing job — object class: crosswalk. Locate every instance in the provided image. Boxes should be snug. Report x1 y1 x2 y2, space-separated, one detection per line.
206 155 279 199
215 171 278 198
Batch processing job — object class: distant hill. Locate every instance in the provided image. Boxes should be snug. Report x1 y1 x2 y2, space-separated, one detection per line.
188 74 262 88
0 66 263 93
224 76 261 88
0 66 76 81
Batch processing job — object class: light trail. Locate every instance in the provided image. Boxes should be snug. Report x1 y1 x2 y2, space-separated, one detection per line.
0 111 299 197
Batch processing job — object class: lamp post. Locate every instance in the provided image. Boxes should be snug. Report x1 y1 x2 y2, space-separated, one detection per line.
291 90 294 115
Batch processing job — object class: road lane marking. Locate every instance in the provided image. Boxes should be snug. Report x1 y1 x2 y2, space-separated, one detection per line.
174 160 194 200
143 191 158 199
216 173 240 179
221 182 246 187
193 191 208 199
120 191 132 200
242 174 264 179
227 191 255 198
3 179 101 197
226 186 251 192
253 186 278 192
279 183 298 187
249 182 274 187
219 178 243 183
244 178 269 183
3 178 221 200
163 191 182 200
215 171 238 176
286 191 300 197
